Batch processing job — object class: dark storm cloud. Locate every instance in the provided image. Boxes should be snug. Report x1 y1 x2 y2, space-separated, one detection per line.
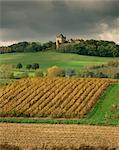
0 0 119 45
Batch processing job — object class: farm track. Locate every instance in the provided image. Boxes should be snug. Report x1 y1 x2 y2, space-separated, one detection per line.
0 123 119 149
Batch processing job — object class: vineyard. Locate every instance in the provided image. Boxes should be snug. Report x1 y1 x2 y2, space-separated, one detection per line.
0 77 117 118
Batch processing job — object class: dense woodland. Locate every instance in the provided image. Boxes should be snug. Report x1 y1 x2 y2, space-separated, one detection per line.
58 40 119 57
0 40 119 57
0 41 55 53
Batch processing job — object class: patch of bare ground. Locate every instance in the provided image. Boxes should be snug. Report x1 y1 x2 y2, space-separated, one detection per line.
0 123 119 149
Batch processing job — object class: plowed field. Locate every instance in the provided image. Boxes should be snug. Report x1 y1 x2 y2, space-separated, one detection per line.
0 123 119 149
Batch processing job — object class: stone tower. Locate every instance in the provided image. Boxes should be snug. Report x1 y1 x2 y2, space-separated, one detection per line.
56 34 66 48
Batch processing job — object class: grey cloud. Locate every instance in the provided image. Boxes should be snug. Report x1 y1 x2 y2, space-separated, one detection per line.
0 0 119 43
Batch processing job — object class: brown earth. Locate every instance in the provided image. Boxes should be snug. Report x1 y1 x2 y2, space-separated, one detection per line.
0 123 119 150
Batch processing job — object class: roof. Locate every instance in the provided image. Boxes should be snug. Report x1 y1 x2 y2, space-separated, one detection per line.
56 34 66 38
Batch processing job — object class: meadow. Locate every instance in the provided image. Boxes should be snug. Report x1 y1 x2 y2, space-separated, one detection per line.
0 51 118 71
80 83 119 125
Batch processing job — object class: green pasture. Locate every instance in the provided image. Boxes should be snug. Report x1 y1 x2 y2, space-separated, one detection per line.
0 51 118 71
80 83 119 125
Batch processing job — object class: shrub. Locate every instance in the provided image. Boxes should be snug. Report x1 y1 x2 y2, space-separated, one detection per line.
32 63 39 70
0 64 14 79
16 63 23 69
34 70 44 77
65 69 76 77
114 73 119 79
84 71 95 78
14 72 28 79
26 64 32 70
47 66 65 77
107 60 119 67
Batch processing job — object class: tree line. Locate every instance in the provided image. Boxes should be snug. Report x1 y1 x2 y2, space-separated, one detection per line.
0 39 119 57
0 41 55 53
16 63 40 70
58 40 119 57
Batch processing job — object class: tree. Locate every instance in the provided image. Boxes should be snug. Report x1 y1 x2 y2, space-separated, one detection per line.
26 64 32 70
84 71 95 77
16 63 23 69
34 70 44 77
114 73 119 79
25 42 42 52
47 66 65 77
107 60 119 67
65 69 76 77
98 72 108 78
32 63 39 70
58 40 119 57
9 41 29 52
42 41 55 50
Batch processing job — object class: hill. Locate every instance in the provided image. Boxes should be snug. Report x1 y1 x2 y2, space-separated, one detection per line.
0 39 119 57
57 40 119 57
0 52 118 71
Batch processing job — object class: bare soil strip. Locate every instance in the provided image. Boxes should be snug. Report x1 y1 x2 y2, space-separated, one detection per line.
0 123 119 149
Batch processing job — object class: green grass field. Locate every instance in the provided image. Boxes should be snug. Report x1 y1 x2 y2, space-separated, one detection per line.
0 51 118 71
0 83 119 125
81 83 119 125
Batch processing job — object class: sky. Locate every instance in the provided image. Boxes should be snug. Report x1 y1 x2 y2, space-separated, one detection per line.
0 0 119 46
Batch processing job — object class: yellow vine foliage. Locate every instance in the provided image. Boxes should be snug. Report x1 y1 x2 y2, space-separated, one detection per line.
0 77 118 118
47 66 64 77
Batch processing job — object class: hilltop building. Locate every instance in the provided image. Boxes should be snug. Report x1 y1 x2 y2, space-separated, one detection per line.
56 34 82 48
56 34 66 48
